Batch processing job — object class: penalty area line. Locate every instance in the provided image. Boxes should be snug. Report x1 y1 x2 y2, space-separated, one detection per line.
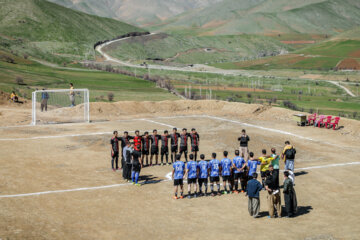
1 161 359 199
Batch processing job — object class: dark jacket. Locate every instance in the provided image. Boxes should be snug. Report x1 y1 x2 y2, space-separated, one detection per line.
283 178 294 194
246 179 262 198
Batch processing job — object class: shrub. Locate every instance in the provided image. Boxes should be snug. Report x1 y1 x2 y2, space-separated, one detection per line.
23 54 29 59
15 76 24 85
107 92 114 102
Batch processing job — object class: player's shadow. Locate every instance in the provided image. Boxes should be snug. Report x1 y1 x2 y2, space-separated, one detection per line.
256 211 268 218
294 206 313 217
140 175 162 185
294 171 308 177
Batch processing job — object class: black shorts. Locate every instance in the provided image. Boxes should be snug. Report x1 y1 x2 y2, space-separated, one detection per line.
151 146 159 155
171 145 178 153
198 178 208 185
187 178 197 184
210 176 220 183
222 175 230 181
174 179 183 186
191 145 199 152
261 171 267 178
142 149 149 155
161 146 169 155
179 146 188 154
112 151 119 157
132 163 141 172
234 173 241 180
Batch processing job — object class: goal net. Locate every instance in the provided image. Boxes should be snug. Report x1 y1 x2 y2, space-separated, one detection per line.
31 89 90 125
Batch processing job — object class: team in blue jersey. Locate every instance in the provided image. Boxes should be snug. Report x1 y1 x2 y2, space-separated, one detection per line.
171 148 267 199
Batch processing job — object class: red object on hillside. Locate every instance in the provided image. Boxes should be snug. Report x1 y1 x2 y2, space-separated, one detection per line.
328 117 341 130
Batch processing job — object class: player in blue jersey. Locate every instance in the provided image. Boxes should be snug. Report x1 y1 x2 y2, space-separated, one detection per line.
247 152 261 180
232 150 247 193
221 151 232 194
198 154 209 196
172 154 185 199
186 154 198 198
209 153 221 196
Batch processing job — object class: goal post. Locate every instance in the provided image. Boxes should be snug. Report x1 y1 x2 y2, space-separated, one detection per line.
31 89 90 125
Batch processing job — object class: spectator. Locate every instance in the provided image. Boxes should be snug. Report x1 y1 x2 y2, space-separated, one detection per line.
281 141 296 172
69 83 75 107
246 173 263 218
270 148 280 187
10 91 23 104
41 89 49 112
283 171 296 218
238 129 250 160
265 165 282 218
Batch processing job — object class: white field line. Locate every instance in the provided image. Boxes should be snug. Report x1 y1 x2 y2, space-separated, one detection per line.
1 161 359 199
141 119 175 128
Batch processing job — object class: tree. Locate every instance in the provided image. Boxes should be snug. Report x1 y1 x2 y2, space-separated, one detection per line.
15 76 24 85
107 92 114 102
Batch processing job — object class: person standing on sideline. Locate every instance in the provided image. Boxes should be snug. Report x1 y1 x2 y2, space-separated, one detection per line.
41 89 49 112
221 151 232 194
172 154 185 199
233 150 246 193
120 131 134 170
247 152 261 180
186 154 198 198
131 145 142 186
170 128 180 164
198 154 209 196
110 131 121 171
265 165 282 218
69 83 75 107
141 131 150 166
246 173 263 218
150 129 161 166
179 128 190 162
209 153 221 196
270 148 280 187
123 142 133 181
259 149 274 187
190 128 200 161
238 129 250 160
160 130 170 165
283 171 296 217
282 141 296 172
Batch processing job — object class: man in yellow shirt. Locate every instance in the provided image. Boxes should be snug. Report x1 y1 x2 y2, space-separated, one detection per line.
258 149 274 187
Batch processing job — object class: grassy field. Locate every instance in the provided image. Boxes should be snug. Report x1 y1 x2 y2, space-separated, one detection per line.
0 0 143 65
212 39 360 71
92 64 360 119
103 33 290 65
0 52 177 102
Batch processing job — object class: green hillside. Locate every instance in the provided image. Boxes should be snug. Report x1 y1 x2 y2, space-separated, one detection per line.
48 0 222 26
0 0 143 64
156 0 360 35
102 33 290 65
0 50 177 102
213 37 360 71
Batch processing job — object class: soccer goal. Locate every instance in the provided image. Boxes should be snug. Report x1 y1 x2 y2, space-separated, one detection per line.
31 89 90 125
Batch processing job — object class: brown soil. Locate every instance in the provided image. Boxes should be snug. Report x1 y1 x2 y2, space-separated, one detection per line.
281 40 315 44
335 58 360 70
201 20 228 29
350 49 360 58
0 100 360 240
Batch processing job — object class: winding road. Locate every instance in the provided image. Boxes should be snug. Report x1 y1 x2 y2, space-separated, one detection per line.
95 33 357 97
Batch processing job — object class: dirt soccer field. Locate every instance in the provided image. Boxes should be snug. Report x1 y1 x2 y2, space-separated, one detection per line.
0 100 360 240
